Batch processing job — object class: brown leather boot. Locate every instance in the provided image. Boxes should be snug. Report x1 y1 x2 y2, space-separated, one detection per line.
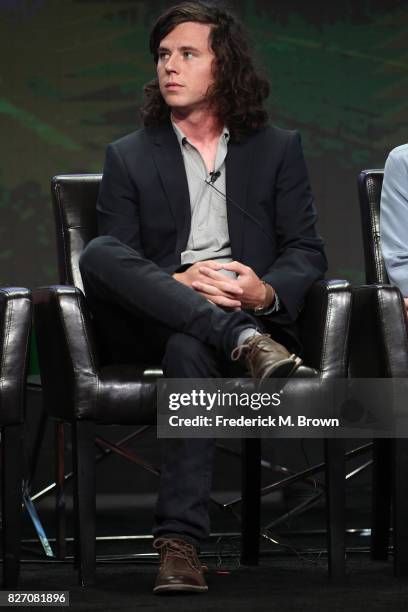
153 537 208 594
231 333 302 380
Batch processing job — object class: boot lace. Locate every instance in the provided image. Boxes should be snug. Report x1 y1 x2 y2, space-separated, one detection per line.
153 538 203 572
231 333 271 363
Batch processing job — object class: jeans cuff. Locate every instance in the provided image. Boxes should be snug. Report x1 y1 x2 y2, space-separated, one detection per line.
153 531 201 552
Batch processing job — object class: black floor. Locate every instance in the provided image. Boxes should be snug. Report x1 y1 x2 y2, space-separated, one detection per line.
13 546 408 612
13 481 404 611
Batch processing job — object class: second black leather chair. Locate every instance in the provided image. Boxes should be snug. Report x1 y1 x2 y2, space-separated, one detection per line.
354 169 408 576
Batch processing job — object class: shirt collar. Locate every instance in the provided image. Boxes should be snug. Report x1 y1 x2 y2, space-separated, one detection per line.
171 120 230 147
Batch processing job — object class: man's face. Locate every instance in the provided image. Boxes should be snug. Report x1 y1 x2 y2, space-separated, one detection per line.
157 21 215 115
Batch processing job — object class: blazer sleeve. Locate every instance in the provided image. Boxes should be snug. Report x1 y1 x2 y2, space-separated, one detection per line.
97 143 180 275
380 146 408 297
261 131 328 322
97 143 145 253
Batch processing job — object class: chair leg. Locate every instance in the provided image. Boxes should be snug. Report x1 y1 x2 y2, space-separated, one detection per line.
393 439 408 577
72 420 96 586
55 422 66 560
1 424 23 587
26 403 48 490
325 438 345 579
371 438 391 560
240 438 261 565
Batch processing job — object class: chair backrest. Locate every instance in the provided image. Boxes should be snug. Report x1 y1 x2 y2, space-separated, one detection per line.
357 169 387 284
51 174 101 291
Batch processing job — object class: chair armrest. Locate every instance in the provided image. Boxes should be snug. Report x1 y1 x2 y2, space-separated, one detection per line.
350 284 408 378
299 279 352 377
33 285 99 420
0 288 32 425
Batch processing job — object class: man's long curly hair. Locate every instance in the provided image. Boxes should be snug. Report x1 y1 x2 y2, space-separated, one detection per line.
140 1 270 141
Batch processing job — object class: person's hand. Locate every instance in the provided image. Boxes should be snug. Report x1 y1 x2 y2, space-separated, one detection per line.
199 260 275 310
173 261 243 309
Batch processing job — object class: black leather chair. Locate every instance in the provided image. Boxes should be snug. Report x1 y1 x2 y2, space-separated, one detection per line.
0 287 32 586
33 174 352 585
353 169 408 576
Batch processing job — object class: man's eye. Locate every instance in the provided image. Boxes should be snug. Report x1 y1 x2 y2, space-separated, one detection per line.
184 51 194 59
158 52 169 60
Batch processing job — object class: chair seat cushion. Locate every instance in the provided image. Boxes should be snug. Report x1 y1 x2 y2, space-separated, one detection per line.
91 364 319 425
94 364 162 425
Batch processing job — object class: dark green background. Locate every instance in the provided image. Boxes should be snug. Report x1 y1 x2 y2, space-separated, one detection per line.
1 0 407 288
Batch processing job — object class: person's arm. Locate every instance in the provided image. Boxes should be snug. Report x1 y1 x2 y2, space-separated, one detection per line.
97 143 182 275
97 143 144 251
254 131 327 322
380 147 408 314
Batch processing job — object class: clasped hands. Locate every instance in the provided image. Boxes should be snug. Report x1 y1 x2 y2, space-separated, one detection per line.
173 260 274 311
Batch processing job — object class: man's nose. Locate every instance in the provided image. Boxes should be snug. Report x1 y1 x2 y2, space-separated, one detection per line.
165 54 180 73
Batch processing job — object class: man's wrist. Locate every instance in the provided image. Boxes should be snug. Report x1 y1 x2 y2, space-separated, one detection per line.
253 282 275 312
264 283 275 308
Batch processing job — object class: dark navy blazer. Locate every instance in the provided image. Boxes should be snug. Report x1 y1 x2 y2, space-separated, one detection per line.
97 122 327 325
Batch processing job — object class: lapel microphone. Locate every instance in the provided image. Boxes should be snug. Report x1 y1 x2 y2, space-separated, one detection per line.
205 174 275 242
208 170 221 184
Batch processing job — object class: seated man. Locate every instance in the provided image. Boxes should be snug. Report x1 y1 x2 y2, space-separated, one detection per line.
380 143 408 315
79 0 327 595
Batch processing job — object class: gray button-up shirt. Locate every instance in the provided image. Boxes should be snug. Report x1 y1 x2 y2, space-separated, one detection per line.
172 121 279 313
172 121 234 276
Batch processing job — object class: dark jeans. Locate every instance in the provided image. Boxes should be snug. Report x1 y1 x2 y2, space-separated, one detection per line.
79 236 265 547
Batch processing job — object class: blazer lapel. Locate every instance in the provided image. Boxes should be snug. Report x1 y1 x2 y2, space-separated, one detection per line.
147 124 191 255
225 136 255 261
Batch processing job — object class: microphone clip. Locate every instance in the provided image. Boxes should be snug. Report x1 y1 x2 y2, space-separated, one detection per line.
209 170 221 184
